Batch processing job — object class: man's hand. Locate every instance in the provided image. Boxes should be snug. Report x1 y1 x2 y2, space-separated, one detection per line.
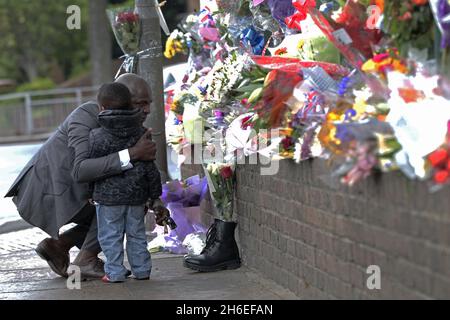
129 129 157 161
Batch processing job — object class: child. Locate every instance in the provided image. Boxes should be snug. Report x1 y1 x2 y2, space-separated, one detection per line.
89 82 167 283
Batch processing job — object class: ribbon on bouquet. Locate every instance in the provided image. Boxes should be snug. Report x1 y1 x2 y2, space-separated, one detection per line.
285 0 316 30
241 27 265 55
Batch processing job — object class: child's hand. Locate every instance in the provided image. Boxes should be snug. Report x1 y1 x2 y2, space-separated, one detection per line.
153 205 170 226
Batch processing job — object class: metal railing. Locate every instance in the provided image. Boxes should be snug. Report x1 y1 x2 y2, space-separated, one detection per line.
0 87 99 138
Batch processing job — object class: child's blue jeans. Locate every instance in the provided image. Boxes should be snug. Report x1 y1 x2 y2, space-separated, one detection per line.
96 204 151 281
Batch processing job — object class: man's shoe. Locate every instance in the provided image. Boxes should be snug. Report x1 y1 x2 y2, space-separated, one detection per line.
73 258 105 279
183 219 241 272
35 238 70 278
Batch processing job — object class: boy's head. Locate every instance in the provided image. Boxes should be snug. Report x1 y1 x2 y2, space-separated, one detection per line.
97 82 132 111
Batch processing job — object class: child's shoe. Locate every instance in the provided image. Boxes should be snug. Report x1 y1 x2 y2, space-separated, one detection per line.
102 275 124 283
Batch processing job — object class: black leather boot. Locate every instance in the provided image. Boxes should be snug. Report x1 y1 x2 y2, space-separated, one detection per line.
184 219 241 272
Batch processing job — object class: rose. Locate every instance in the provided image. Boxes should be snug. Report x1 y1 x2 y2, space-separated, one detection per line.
117 11 138 24
108 8 141 58
282 136 294 151
220 166 233 179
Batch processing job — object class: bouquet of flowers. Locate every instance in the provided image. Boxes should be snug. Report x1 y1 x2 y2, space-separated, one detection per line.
170 91 199 117
148 176 209 254
204 162 236 221
164 29 191 59
108 8 142 76
164 13 206 60
199 53 249 116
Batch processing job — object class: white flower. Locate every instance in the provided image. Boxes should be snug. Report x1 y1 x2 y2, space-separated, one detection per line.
186 14 198 24
211 164 219 175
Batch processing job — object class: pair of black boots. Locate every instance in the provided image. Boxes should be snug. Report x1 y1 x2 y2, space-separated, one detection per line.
183 219 241 272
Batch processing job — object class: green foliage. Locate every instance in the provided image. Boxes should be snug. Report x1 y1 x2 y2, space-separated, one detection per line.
108 0 134 9
0 0 89 85
383 1 435 56
15 77 56 92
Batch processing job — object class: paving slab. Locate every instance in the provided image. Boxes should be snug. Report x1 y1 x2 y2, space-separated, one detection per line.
0 228 299 300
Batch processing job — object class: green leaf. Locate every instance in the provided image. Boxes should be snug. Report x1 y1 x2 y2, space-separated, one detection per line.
251 77 266 84
233 84 263 93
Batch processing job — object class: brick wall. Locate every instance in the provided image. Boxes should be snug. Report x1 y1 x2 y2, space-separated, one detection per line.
181 156 450 299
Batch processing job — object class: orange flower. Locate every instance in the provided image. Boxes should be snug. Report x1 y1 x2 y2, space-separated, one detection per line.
275 47 288 56
279 127 293 136
398 87 425 103
375 0 384 12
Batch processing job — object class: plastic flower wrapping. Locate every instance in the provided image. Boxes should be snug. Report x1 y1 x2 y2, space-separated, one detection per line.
204 162 236 221
148 176 209 254
108 8 142 76
162 0 450 216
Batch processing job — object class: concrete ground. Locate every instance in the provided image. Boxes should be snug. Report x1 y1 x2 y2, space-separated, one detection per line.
0 227 298 300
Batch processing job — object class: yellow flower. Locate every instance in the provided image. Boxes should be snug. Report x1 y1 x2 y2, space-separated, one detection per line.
352 98 367 119
170 99 178 112
297 40 305 50
361 60 376 72
280 151 294 159
173 40 183 52
279 127 293 137
164 38 176 59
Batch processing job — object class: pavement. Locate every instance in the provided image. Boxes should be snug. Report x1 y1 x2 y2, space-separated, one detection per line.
0 227 298 300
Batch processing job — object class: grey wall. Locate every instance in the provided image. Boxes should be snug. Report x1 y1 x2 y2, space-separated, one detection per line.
181 157 450 299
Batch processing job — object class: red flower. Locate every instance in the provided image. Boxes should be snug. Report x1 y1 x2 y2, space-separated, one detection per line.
241 115 253 130
281 136 294 151
434 170 449 184
220 166 233 179
428 148 449 167
412 0 428 5
117 11 138 24
372 53 390 63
